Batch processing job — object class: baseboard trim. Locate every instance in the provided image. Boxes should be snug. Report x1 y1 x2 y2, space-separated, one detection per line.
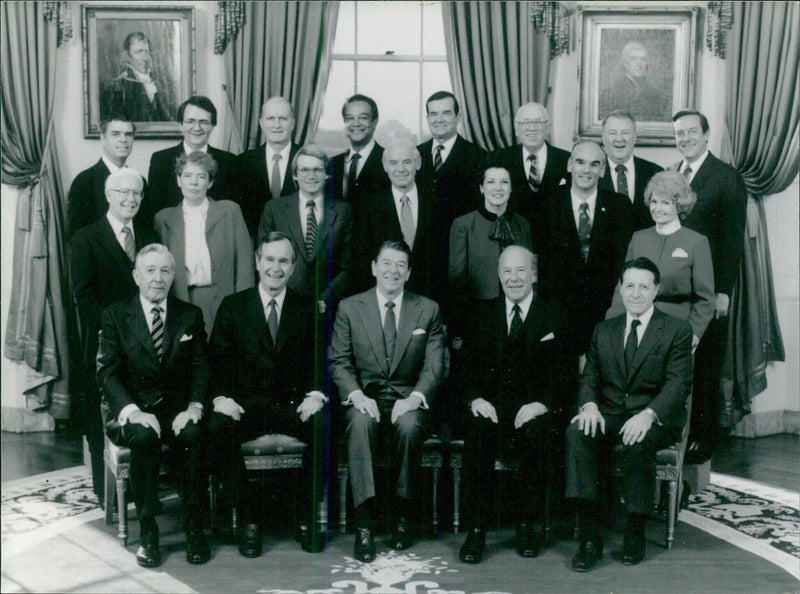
731 410 800 437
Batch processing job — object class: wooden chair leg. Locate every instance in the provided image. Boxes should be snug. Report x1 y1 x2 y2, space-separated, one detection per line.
116 475 127 546
339 465 348 534
452 466 461 534
104 463 115 525
431 465 439 534
208 475 217 533
666 478 678 549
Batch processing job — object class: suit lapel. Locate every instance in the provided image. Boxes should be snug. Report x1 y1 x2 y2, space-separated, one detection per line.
283 195 309 261
689 153 717 194
609 315 627 381
627 311 665 381
99 218 135 270
521 298 545 342
589 191 611 251
248 288 271 351
129 297 159 362
356 289 388 371
390 293 420 373
274 290 296 353
281 144 300 195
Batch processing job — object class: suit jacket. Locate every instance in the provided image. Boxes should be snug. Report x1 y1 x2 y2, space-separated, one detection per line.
142 143 238 227
417 135 488 230
257 192 353 305
236 142 301 237
329 142 389 208
538 185 633 355
67 159 148 237
154 199 254 329
97 295 209 419
209 288 321 411
671 152 747 296
69 216 159 365
353 184 446 303
331 288 444 406
492 142 570 247
458 297 570 414
579 309 693 428
599 156 663 231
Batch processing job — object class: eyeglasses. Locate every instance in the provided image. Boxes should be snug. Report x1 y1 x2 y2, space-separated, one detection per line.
110 189 142 198
183 119 213 128
515 119 549 129
297 167 326 177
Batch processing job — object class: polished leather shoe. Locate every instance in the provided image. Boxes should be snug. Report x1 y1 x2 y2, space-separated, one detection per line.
458 527 486 564
620 532 646 565
572 537 603 572
238 523 262 558
186 526 211 565
354 528 376 563
390 517 413 551
516 523 543 558
136 530 161 568
297 522 325 553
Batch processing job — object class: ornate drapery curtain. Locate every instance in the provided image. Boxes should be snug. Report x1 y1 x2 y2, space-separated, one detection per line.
718 1 797 427
1 1 70 423
442 1 553 151
220 1 339 153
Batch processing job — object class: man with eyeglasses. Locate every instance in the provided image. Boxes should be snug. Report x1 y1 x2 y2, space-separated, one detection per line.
492 102 570 247
143 95 237 227
69 168 159 505
236 96 301 238
330 94 389 210
68 113 147 237
257 145 353 314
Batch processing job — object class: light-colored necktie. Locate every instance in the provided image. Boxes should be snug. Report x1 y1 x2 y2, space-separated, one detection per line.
151 306 164 361
683 164 693 180
305 200 318 259
270 153 282 201
267 299 278 343
399 195 415 250
121 226 135 261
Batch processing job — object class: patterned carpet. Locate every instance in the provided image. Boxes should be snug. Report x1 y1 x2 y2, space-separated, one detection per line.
2 466 798 593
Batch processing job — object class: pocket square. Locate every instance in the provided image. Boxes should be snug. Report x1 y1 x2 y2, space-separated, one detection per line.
671 247 689 258
412 328 427 336
558 178 568 186
179 334 193 342
540 332 555 341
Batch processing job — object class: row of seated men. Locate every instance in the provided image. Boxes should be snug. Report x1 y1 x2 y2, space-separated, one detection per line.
68 90 745 569
96 235 692 572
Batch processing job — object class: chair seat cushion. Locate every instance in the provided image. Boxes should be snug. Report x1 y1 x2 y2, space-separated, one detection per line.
241 434 308 456
655 443 681 466
106 439 131 465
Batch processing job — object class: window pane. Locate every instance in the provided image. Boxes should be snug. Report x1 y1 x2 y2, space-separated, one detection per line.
420 61 455 142
358 61 421 143
422 2 447 55
333 1 356 54
357 2 421 56
314 61 354 156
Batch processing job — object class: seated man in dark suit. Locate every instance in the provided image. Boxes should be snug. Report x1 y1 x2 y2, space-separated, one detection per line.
70 168 158 504
97 244 211 568
416 90 488 229
331 240 444 562
457 246 569 564
67 113 147 237
142 95 237 226
330 94 389 207
599 110 663 231
566 257 693 571
208 232 327 557
236 96 301 237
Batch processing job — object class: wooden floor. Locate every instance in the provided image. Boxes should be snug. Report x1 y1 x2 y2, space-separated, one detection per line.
1 425 798 492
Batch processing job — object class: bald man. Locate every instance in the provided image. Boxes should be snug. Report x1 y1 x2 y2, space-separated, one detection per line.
236 96 301 237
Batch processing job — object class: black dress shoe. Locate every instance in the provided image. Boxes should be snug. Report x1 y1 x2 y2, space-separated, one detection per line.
297 522 325 553
620 532 646 565
390 517 413 551
238 522 262 558
136 529 161 568
516 523 543 558
572 537 603 572
459 527 486 564
354 528 376 563
186 525 211 565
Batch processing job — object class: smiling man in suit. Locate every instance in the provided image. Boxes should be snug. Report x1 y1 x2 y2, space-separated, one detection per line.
671 109 747 463
566 257 693 571
70 168 158 504
236 96 301 237
416 91 488 230
208 232 327 557
258 144 353 313
330 94 389 208
457 246 569 564
142 96 237 226
331 240 444 562
97 243 211 568
599 110 663 231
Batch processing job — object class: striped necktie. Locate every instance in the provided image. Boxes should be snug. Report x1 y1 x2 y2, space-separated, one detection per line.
151 306 164 361
305 200 318 259
433 144 444 172
121 226 135 261
527 154 540 191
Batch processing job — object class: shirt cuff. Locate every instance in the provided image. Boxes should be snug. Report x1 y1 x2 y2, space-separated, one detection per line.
118 403 141 425
409 391 428 409
306 390 328 403
644 407 662 425
344 390 359 406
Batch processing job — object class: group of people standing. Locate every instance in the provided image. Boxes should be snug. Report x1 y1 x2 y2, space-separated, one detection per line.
67 88 746 572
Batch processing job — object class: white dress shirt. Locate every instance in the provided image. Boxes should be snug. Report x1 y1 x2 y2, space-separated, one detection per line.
611 155 636 201
258 283 286 327
571 189 598 230
102 155 127 173
681 150 709 184
624 305 655 348
522 144 548 181
183 141 208 155
182 199 213 287
266 142 292 188
391 185 419 228
346 138 376 179
105 212 135 253
505 291 534 333
376 288 403 331
432 134 458 165
298 192 324 238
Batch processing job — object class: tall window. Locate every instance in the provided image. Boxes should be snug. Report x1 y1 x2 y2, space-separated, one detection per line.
314 1 452 154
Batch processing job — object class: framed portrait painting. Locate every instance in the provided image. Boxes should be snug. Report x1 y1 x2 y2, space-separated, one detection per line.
576 6 698 145
82 5 196 138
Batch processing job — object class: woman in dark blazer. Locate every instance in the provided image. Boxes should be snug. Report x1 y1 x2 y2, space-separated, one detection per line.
607 170 715 349
155 151 253 336
448 163 533 338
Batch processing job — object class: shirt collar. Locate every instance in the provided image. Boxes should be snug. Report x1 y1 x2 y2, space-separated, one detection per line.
570 189 598 214
299 191 324 208
392 185 418 203
101 155 126 173
376 288 403 320
655 219 682 235
258 283 287 311
182 197 209 214
267 142 292 162
522 143 547 164
106 211 132 234
683 150 709 172
611 155 635 173
140 295 167 318
349 138 376 161
626 305 655 333
505 290 534 322
432 134 458 155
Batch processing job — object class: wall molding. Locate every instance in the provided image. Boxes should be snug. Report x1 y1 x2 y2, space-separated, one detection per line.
731 410 800 437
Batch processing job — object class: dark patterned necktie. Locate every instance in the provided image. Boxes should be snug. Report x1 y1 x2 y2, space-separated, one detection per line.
527 154 540 191
509 304 523 339
578 202 592 262
270 153 282 200
305 200 318 259
345 152 360 199
616 164 630 199
625 319 641 371
267 299 278 342
433 144 444 172
151 306 164 361
383 301 396 363
683 164 693 179
121 226 135 261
